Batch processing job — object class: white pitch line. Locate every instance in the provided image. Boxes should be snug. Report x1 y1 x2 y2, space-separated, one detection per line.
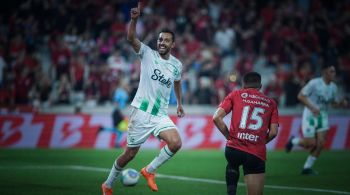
0 165 349 195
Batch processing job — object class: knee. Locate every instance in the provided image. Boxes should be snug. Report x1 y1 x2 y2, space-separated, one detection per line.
317 139 325 149
167 138 182 153
305 139 316 148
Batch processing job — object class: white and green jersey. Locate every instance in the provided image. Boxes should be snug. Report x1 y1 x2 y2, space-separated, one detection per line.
301 77 339 113
131 42 182 116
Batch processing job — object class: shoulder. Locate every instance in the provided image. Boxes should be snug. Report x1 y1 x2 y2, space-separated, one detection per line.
330 82 338 90
170 55 182 67
139 42 156 54
309 77 321 84
229 90 241 99
269 97 278 107
303 77 319 88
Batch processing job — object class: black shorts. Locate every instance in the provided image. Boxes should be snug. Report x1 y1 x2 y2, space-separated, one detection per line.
225 146 265 175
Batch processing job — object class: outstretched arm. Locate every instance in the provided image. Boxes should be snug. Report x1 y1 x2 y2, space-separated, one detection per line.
213 108 230 140
174 80 185 117
127 2 141 52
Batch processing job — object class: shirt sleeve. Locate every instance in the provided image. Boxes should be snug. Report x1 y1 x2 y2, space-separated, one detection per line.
174 62 182 81
136 42 150 59
270 100 279 124
219 91 234 114
301 79 316 96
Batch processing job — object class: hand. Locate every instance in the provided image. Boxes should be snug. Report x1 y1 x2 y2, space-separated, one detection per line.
341 99 348 107
177 105 185 118
130 2 141 20
311 107 320 116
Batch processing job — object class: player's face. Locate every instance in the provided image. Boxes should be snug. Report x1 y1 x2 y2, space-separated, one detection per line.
157 33 174 56
324 66 336 82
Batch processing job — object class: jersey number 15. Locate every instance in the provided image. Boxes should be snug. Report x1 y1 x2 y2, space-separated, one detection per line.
239 106 265 131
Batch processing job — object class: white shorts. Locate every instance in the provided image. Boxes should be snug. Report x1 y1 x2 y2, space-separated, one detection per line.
126 107 178 147
302 110 329 138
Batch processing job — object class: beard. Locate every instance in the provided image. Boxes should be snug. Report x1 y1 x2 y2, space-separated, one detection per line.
157 45 170 56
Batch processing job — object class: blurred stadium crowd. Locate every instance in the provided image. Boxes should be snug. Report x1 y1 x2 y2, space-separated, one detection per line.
0 0 349 111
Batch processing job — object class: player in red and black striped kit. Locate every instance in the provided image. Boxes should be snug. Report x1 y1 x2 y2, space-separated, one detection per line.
213 72 279 195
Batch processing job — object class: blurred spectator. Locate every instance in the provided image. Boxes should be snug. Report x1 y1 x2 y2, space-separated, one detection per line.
78 31 97 59
9 34 26 63
283 74 301 107
264 75 283 105
29 72 52 108
192 76 217 105
107 49 129 75
113 79 129 110
296 61 313 86
70 54 87 92
50 36 71 80
15 67 32 104
84 69 99 107
0 55 5 86
0 0 348 109
97 31 114 61
339 51 350 94
214 22 236 56
54 74 71 105
97 65 115 105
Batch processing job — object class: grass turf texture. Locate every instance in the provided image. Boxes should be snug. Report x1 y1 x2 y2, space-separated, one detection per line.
0 149 349 195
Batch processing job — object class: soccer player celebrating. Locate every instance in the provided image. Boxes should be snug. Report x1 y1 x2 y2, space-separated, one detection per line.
285 64 348 175
213 72 279 195
101 2 185 194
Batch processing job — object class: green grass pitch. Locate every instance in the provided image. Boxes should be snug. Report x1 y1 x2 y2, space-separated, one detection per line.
0 149 349 195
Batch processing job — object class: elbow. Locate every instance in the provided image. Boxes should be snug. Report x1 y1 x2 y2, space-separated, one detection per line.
212 115 217 124
270 129 278 138
212 115 220 125
297 93 303 101
270 132 278 139
126 32 135 42
269 125 278 138
127 36 133 42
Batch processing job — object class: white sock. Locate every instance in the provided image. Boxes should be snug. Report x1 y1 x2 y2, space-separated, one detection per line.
146 145 174 173
292 137 300 145
303 155 317 169
104 161 123 188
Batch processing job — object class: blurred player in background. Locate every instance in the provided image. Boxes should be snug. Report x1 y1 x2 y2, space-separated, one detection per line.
101 2 185 194
213 72 279 195
285 64 348 175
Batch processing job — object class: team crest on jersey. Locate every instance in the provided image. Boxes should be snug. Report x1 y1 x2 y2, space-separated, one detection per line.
241 93 248 98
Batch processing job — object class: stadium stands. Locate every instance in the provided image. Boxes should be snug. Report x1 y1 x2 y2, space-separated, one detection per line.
0 0 349 112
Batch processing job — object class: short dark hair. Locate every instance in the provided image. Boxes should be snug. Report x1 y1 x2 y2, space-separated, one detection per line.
159 28 175 42
321 64 334 70
243 72 261 88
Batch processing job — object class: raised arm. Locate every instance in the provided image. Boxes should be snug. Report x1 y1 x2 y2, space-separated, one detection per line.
127 2 141 52
213 108 230 140
174 80 185 118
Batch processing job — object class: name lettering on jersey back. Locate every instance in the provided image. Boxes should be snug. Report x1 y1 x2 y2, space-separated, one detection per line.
151 69 171 88
241 93 271 107
248 94 270 103
237 132 259 142
242 99 269 107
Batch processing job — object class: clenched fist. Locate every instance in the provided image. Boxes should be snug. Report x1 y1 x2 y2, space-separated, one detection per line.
130 2 141 20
